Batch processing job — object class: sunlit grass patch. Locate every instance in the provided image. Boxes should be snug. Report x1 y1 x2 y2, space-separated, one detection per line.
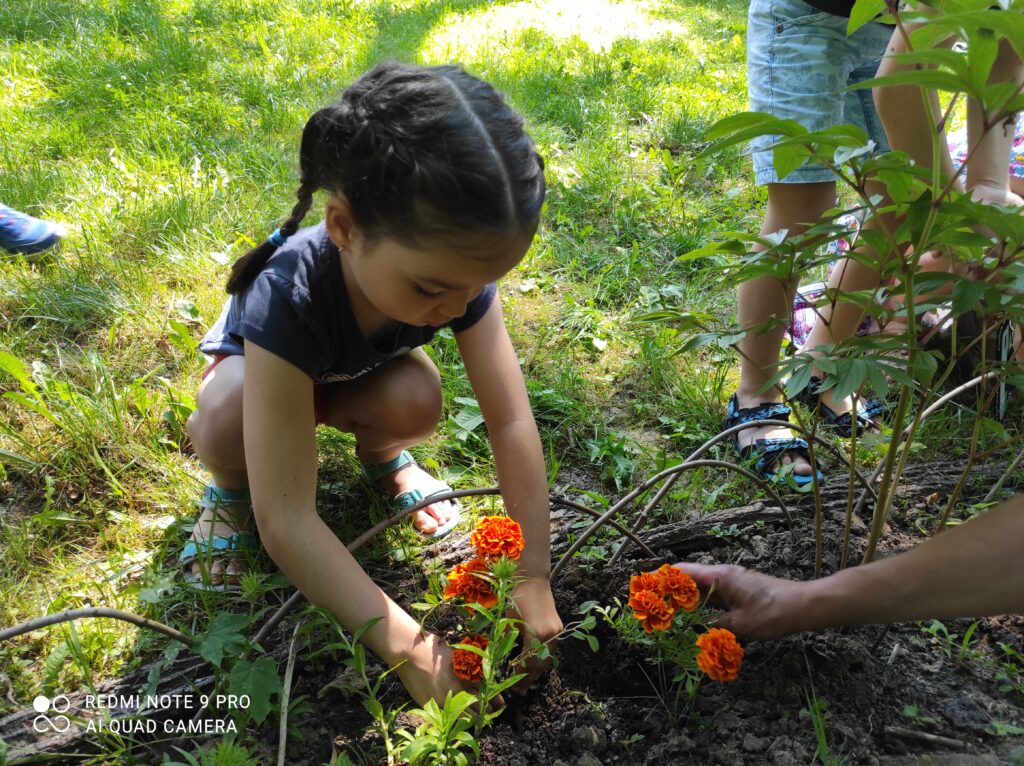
423 0 689 57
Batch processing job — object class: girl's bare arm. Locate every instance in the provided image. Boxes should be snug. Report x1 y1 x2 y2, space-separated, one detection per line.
455 298 563 674
241 340 459 704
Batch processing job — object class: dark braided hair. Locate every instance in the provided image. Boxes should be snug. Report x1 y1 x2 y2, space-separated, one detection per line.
226 62 546 294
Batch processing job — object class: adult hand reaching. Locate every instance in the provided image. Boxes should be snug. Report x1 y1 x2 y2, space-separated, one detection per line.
672 563 812 640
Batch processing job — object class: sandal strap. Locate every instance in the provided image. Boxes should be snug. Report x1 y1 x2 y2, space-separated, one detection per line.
360 449 416 483
179 531 258 564
393 477 454 511
859 398 889 421
200 483 252 510
744 437 811 477
725 394 792 429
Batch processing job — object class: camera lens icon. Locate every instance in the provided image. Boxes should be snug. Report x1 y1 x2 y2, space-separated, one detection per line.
32 694 72 733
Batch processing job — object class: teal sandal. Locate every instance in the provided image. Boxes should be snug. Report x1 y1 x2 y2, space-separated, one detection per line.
361 449 461 539
179 484 258 592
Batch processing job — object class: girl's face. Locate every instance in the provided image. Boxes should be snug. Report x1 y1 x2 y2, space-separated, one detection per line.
326 197 533 327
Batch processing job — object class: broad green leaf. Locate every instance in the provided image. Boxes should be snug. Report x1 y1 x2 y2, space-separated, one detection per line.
228 657 282 724
0 350 34 391
916 10 1024 61
786 364 814 399
703 111 789 141
951 278 987 316
851 69 967 93
192 613 249 667
967 27 1000 94
773 142 809 181
848 0 887 34
700 114 806 158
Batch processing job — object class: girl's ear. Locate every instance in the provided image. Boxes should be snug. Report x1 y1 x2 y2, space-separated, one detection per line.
324 195 362 252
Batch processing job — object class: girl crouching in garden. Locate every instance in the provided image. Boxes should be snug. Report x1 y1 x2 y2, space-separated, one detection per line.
182 62 562 704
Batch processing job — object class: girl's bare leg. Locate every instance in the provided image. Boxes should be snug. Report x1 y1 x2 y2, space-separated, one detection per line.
185 350 454 585
964 40 1024 207
318 347 457 536
186 356 252 586
801 181 897 418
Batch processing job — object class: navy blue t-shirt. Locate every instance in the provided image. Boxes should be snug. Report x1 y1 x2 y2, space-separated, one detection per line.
199 224 496 384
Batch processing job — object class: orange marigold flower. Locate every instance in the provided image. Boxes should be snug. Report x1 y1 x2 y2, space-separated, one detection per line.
628 589 675 633
629 571 660 597
654 564 700 613
696 628 744 682
443 558 497 610
451 634 488 683
470 516 525 561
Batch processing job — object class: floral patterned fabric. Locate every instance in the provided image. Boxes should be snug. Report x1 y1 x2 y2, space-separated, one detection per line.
947 113 1024 179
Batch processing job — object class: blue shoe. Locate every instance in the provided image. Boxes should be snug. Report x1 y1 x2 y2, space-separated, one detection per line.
724 394 824 487
179 483 257 592
0 203 66 256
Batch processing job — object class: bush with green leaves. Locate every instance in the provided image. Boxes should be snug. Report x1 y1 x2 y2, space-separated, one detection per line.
643 0 1024 567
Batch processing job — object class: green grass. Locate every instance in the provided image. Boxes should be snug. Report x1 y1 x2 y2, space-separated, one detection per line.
2 0 1017 762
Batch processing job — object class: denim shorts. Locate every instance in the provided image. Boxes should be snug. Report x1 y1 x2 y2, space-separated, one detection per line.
747 0 893 185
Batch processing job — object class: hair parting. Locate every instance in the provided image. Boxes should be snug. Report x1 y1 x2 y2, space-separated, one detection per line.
225 62 546 295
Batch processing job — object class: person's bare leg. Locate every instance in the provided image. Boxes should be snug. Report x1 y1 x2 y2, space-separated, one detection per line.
874 24 960 188
965 40 1024 207
318 348 456 536
801 181 898 419
737 181 836 476
186 356 253 586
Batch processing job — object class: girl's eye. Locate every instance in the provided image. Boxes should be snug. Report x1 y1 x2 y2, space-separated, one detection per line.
414 284 443 298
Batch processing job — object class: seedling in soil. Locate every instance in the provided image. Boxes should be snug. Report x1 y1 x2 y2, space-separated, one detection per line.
899 705 937 726
801 688 839 766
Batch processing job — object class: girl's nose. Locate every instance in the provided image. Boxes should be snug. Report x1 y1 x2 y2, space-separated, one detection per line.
440 290 472 319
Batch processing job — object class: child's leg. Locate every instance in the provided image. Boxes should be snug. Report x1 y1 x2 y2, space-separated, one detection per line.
801 177 899 416
964 40 1024 206
186 355 252 587
874 23 960 188
317 348 457 535
737 181 836 477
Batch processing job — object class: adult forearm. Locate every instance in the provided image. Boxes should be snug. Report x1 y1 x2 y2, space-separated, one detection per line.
802 495 1024 631
488 416 551 577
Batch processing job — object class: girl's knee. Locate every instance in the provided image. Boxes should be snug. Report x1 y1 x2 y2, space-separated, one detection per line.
189 373 245 464
386 363 442 440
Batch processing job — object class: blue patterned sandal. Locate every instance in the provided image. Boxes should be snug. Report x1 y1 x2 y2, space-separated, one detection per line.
179 484 258 592
724 394 823 487
792 376 888 438
361 449 461 539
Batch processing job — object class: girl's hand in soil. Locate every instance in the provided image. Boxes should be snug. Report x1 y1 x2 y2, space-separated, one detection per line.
509 576 563 691
672 563 810 640
396 631 504 708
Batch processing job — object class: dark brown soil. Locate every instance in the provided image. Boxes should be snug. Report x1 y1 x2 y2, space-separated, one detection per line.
4 461 1023 765
272 462 1024 766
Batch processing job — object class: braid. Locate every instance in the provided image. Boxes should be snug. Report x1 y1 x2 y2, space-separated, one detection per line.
225 105 326 297
225 63 545 294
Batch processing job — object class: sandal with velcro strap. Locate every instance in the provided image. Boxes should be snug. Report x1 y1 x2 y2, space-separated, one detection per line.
724 394 823 487
179 483 258 592
361 449 461 539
